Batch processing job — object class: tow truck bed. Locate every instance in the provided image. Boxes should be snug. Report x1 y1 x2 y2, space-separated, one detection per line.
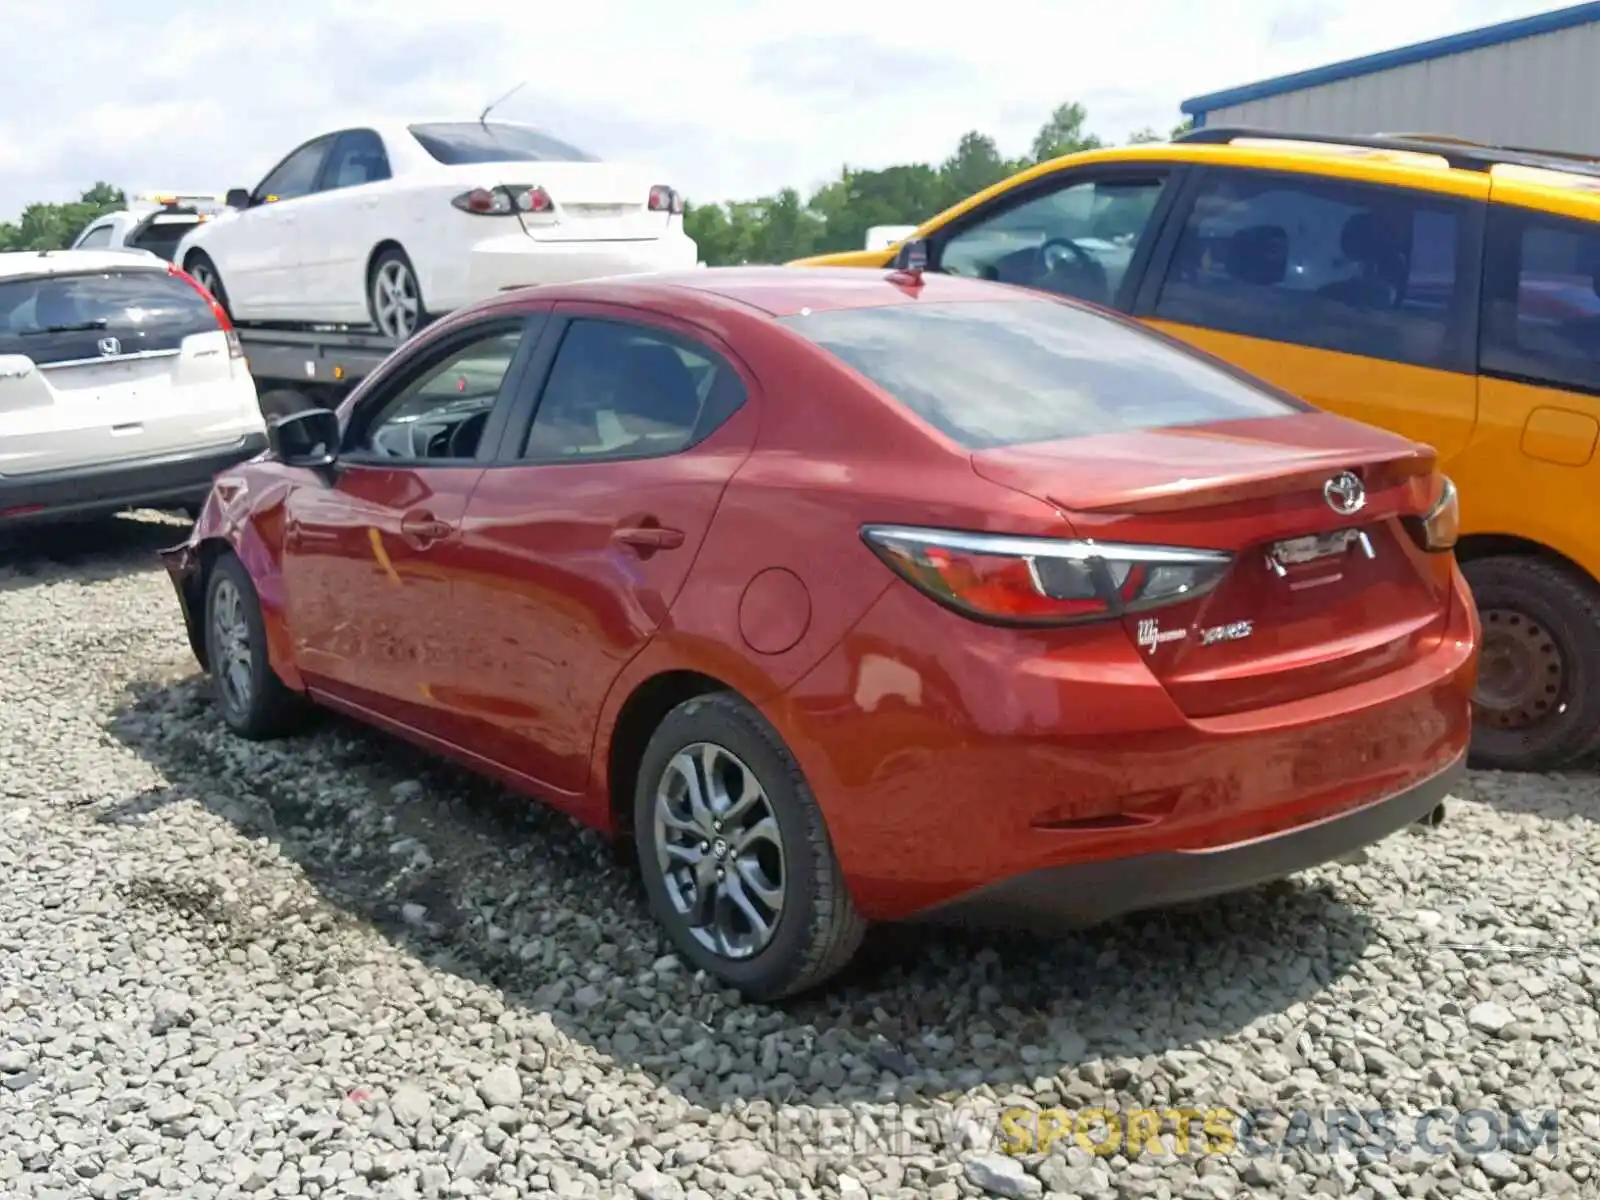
235 326 404 418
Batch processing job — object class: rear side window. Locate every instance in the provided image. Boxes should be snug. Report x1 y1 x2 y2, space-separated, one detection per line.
520 319 746 462
778 300 1300 450
0 270 219 366
321 129 392 190
76 224 114 248
1152 170 1469 372
1481 206 1600 394
409 122 598 165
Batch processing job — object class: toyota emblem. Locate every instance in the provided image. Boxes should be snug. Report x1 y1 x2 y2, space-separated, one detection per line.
97 336 122 357
1323 471 1366 516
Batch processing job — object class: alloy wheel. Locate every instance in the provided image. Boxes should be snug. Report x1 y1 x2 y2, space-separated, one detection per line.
651 742 787 960
210 576 253 715
189 261 217 294
373 260 421 339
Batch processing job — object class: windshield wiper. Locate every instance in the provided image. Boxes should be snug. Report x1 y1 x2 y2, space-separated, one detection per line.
21 319 109 335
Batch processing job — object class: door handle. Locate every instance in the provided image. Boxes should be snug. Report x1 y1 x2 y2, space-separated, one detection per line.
400 511 452 547
613 524 685 558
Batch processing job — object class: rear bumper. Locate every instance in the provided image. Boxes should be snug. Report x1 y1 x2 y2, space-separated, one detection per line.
0 433 268 527
775 565 1478 923
919 754 1464 931
460 230 701 298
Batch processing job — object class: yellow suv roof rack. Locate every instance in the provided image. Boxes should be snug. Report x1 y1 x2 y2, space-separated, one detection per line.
1175 126 1600 180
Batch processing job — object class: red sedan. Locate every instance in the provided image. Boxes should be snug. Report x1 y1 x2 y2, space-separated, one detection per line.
161 266 1477 999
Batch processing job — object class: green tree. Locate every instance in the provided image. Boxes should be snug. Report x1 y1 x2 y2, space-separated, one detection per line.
1029 102 1103 163
806 162 947 255
938 132 1016 206
0 183 127 252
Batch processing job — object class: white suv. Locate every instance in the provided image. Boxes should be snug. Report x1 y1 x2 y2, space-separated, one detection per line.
0 250 266 528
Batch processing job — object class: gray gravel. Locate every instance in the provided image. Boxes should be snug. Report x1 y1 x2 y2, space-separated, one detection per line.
2 512 1598 1200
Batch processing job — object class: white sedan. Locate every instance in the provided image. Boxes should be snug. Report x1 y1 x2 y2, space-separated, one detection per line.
172 120 700 340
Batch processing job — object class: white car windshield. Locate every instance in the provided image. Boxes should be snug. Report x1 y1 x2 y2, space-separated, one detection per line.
409 123 598 165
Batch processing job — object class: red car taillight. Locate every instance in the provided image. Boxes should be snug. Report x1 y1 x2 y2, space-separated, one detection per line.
648 185 684 214
1402 475 1460 553
451 185 553 215
861 525 1233 627
168 262 243 359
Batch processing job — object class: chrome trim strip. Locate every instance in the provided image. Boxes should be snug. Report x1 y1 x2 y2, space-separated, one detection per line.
861 524 1233 565
39 348 183 370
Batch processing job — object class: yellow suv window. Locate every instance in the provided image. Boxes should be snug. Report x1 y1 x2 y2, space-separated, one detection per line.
1482 205 1600 393
937 174 1171 308
1151 170 1471 373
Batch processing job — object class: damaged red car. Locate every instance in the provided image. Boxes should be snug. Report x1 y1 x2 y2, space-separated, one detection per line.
161 266 1478 999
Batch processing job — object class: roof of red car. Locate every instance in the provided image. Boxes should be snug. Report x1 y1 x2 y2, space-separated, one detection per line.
537 265 1035 318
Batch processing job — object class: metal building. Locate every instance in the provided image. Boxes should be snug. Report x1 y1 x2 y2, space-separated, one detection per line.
1180 2 1600 156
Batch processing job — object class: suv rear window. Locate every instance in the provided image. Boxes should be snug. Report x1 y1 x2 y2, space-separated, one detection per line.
778 299 1303 450
408 122 598 165
0 268 219 366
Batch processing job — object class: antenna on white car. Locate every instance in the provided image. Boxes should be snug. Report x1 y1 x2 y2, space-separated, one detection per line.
478 81 527 126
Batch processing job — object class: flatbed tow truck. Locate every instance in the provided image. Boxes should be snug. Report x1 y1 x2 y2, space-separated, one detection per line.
236 326 407 421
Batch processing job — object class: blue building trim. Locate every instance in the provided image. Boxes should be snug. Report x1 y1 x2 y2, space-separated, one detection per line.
1181 2 1600 117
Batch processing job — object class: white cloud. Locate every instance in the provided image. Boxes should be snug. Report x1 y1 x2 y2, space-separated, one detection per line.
0 0 1566 222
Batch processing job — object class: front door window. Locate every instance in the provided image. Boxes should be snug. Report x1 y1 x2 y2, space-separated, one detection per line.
938 175 1169 306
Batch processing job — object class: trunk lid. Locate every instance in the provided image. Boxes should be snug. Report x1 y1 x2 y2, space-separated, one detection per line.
972 412 1455 716
0 265 253 476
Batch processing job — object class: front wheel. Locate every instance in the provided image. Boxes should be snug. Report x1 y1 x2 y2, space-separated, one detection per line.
368 248 427 341
203 553 306 740
1465 555 1600 772
185 252 231 318
633 692 866 1001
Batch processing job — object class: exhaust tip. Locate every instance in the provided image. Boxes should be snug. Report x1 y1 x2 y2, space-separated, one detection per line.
1416 802 1446 828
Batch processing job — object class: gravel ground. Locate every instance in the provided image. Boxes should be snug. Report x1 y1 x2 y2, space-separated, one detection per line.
2 512 1598 1200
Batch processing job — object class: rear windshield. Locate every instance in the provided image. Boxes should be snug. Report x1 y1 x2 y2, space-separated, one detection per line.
130 215 202 262
778 299 1303 449
0 268 219 366
408 122 598 165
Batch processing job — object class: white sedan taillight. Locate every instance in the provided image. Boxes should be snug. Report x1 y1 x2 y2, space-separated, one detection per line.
648 185 684 214
451 185 554 215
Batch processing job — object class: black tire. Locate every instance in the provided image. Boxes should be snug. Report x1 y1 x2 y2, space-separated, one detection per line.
1464 555 1600 772
184 251 232 318
367 247 428 341
203 552 306 741
633 692 866 1001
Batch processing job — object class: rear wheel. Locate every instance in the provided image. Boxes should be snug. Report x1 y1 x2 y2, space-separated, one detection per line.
185 252 231 318
1464 555 1600 772
368 248 427 341
204 553 306 740
633 692 866 1001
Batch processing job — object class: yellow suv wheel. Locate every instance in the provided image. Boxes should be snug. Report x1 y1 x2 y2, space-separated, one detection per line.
1464 556 1600 772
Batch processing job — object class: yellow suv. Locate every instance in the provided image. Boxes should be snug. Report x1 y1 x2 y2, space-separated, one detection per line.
793 128 1600 773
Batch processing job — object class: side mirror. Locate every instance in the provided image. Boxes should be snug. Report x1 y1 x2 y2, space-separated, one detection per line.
268 407 340 469
225 188 252 210
891 238 929 271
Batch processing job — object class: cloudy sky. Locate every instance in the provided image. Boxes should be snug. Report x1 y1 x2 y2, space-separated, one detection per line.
0 0 1570 222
